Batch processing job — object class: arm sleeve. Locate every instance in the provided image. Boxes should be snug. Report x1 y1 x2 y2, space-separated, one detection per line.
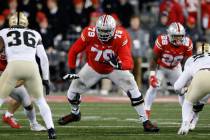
117 38 134 70
174 68 192 92
68 38 86 69
36 40 49 80
68 27 89 69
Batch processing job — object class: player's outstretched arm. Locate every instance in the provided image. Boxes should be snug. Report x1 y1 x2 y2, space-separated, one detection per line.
36 39 50 95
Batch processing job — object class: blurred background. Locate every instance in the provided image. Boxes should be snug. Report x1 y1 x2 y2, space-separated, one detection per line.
0 0 209 96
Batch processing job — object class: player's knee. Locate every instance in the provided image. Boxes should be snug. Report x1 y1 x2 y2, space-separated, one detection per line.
193 102 205 113
67 92 81 105
127 90 144 106
24 104 33 111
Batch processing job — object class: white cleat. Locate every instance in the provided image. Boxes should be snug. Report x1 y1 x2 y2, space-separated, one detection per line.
190 113 199 131
30 123 47 131
178 121 190 135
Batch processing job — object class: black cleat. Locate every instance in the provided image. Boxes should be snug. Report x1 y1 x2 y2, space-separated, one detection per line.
58 112 81 125
143 120 159 132
48 128 56 139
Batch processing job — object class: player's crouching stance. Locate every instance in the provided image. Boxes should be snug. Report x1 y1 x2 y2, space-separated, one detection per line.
174 43 210 135
58 15 159 132
0 12 56 139
2 86 47 131
0 50 46 131
144 22 193 119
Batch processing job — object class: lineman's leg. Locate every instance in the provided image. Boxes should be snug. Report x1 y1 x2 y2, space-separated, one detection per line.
183 71 210 123
11 85 46 131
2 98 22 129
10 86 37 124
0 66 17 107
58 64 102 125
144 69 164 112
190 94 210 130
24 64 54 130
108 70 159 132
193 94 210 112
109 70 146 121
179 70 210 135
67 64 102 115
4 98 21 117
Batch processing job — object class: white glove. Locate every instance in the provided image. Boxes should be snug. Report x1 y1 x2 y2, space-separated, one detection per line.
63 74 79 80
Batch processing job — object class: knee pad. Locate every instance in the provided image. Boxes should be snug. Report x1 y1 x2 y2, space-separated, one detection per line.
127 90 144 106
24 104 33 111
68 92 81 105
193 102 205 113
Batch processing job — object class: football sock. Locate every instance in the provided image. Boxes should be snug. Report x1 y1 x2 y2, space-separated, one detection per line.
71 104 80 115
182 99 193 123
5 110 13 117
134 104 148 122
178 94 185 106
144 87 157 110
24 108 37 124
35 97 54 129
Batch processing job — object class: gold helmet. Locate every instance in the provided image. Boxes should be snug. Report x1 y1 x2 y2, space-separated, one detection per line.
196 43 210 54
9 12 29 28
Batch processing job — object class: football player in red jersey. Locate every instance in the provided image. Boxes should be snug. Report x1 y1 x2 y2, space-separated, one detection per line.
144 22 193 119
58 14 159 132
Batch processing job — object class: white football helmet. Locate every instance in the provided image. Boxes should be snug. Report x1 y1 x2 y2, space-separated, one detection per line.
196 43 210 54
167 22 185 46
9 12 29 28
96 15 116 42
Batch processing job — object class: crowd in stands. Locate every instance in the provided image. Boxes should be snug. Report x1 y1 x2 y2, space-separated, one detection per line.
0 0 209 92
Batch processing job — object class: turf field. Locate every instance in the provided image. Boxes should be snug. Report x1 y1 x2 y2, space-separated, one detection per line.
0 101 210 140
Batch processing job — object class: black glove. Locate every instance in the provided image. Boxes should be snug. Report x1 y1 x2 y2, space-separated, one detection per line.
63 69 79 80
42 80 50 95
108 54 122 69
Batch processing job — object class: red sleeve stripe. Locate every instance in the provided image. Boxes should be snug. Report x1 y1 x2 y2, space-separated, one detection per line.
155 40 162 49
122 39 128 46
81 33 85 41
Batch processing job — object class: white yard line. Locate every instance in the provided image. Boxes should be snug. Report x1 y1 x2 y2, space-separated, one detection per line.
1 132 210 137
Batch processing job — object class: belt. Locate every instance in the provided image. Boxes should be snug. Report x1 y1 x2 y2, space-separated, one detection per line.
200 68 210 71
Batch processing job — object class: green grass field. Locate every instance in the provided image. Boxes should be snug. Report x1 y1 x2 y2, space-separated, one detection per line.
0 102 210 140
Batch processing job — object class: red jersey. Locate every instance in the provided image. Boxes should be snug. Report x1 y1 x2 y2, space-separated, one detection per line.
0 51 7 72
153 34 193 69
68 26 133 74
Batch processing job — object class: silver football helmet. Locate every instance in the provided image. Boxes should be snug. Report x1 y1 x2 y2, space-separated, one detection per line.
197 43 210 54
96 15 116 42
9 12 29 28
167 22 185 46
